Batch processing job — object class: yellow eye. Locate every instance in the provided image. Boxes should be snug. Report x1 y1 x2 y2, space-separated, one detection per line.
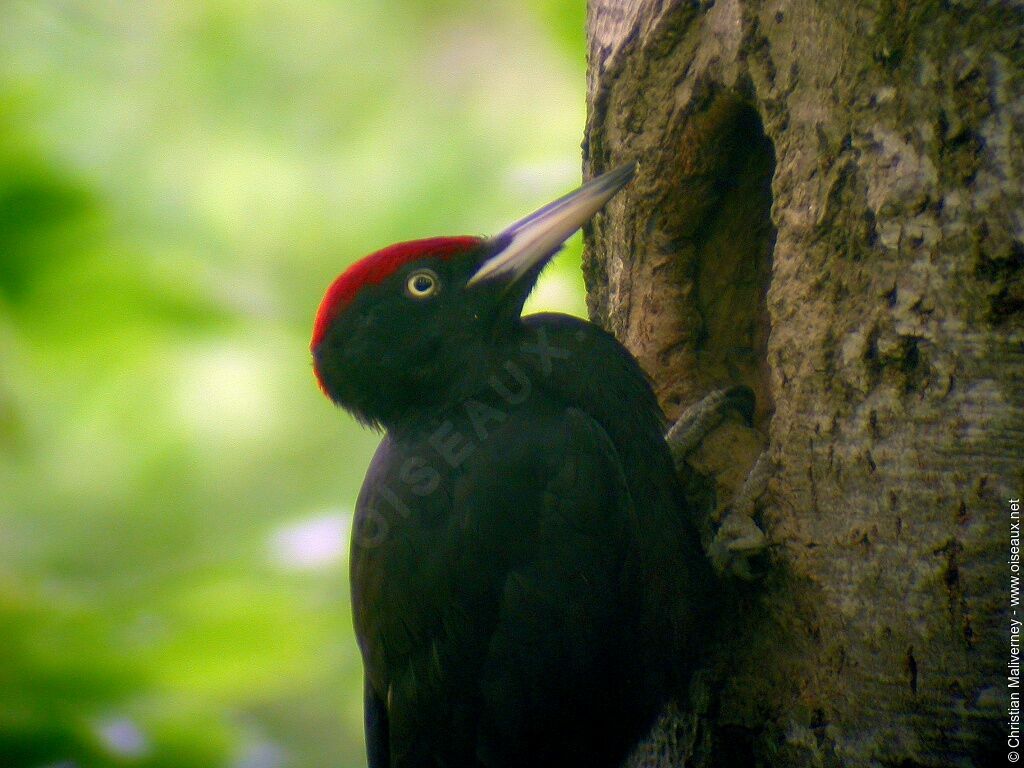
406 269 439 299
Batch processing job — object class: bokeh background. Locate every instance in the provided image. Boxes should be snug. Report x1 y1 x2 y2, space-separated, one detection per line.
0 2 588 766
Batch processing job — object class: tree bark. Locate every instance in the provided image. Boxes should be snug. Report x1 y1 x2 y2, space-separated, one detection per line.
582 1 1022 766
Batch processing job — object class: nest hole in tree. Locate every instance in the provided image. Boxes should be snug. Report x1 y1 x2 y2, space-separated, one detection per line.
683 97 776 432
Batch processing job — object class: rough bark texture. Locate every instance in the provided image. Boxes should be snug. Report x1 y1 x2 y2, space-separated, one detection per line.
582 1 1023 766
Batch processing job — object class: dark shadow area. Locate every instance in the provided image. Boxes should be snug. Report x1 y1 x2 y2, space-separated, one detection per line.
689 100 777 431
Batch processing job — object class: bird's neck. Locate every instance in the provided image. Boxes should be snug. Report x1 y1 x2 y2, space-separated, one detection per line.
381 314 666 454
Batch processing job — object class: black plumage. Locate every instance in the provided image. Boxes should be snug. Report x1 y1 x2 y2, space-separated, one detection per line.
312 166 714 767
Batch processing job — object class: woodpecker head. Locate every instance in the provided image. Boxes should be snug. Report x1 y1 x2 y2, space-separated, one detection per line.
311 163 634 427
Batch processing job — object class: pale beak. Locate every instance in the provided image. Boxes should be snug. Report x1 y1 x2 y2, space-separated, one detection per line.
467 162 635 287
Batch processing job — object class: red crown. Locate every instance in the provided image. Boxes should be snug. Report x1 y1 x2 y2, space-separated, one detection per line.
311 236 481 349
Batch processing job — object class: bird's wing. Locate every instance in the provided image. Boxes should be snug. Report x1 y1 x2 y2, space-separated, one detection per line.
350 406 655 767
468 407 647 767
363 675 389 768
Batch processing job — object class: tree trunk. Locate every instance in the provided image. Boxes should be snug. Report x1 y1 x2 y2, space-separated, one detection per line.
582 1 1022 766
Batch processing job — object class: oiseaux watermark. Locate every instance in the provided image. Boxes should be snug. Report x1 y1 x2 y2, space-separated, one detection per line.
1009 496 1021 763
353 326 570 548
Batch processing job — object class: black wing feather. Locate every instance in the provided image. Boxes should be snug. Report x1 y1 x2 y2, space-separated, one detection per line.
363 676 390 768
351 405 673 768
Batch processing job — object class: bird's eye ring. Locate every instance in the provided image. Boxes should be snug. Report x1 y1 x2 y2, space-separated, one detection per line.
406 269 439 299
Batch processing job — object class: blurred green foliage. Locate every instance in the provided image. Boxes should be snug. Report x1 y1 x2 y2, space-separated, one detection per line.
0 1 588 765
